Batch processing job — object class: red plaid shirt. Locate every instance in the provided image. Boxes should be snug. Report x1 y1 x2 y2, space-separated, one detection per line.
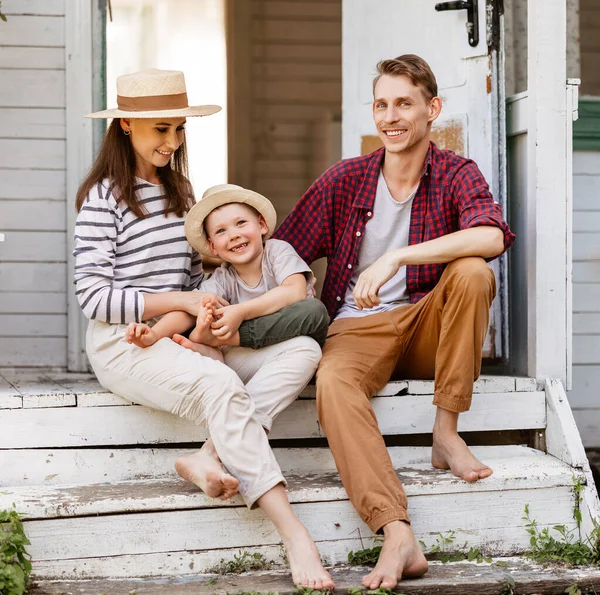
274 142 515 319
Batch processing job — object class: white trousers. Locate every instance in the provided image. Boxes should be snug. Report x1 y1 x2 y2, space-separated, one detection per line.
86 319 321 507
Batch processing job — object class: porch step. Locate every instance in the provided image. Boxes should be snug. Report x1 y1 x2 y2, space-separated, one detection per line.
0 445 583 580
28 559 600 595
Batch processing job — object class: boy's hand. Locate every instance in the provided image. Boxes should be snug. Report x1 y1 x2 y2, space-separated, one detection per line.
211 305 244 340
126 322 158 348
180 292 228 316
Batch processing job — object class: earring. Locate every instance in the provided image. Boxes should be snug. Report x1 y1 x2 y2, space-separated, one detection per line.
123 130 130 136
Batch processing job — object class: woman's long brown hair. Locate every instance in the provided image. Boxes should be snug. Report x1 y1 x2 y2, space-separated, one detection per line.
75 119 193 217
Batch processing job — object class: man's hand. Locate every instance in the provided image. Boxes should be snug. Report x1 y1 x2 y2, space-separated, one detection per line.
353 251 402 310
211 304 245 340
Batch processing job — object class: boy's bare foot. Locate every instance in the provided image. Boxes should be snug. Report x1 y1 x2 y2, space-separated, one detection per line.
431 431 493 482
125 322 158 348
363 520 428 589
173 334 224 362
175 440 239 499
189 300 216 344
282 523 335 589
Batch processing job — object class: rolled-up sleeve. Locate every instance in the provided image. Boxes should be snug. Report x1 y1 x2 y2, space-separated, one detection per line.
73 199 144 323
452 161 516 255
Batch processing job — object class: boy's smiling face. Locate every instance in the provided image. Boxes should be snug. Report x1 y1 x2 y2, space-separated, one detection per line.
205 202 268 267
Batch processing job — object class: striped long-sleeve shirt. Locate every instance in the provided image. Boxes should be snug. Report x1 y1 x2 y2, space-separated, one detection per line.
74 179 204 324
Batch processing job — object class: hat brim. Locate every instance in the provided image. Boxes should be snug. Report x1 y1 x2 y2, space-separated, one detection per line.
85 105 222 119
185 188 277 257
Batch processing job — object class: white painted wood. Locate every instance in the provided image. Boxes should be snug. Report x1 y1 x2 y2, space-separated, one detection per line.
0 338 67 367
0 391 546 448
0 47 65 70
2 0 64 15
0 70 65 108
0 445 537 487
0 314 66 337
0 264 66 300
22 394 76 408
526 0 569 385
574 150 600 175
569 365 600 407
0 15 64 46
21 487 577 568
0 395 22 409
573 211 600 232
1 200 66 231
545 379 600 542
0 292 67 315
0 169 65 200
0 139 65 170
0 231 66 262
573 175 600 210
65 0 94 372
573 232 600 261
0 109 65 140
573 262 600 283
408 376 520 395
574 335 600 364
515 377 538 391
573 409 600 448
574 283 600 312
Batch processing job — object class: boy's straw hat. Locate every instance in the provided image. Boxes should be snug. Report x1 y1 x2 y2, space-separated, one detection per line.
185 184 277 256
85 69 221 119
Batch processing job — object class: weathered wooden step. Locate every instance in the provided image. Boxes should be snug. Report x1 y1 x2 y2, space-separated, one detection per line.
1 446 583 580
28 558 600 595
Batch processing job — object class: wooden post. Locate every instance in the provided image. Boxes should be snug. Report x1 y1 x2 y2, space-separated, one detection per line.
527 0 570 384
65 0 94 371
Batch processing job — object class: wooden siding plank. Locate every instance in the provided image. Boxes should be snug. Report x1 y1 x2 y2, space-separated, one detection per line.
255 159 307 178
253 20 341 43
0 70 65 108
252 44 341 63
253 104 341 122
251 1 341 19
573 335 600 364
253 62 341 80
0 292 67 314
0 263 67 292
253 81 340 103
574 151 600 175
253 122 309 138
0 338 66 366
1 199 66 231
0 231 66 262
0 47 65 69
573 408 600 448
569 364 600 408
573 312 600 334
0 139 65 169
573 284 600 312
573 262 600 283
0 169 65 200
573 175 600 210
573 210 600 232
255 139 310 159
0 314 66 337
0 392 546 448
0 108 65 139
2 0 65 15
0 15 64 46
573 231 600 261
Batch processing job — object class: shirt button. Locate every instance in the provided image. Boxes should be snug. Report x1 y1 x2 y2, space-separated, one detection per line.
348 264 353 269
336 296 342 302
356 231 361 237
367 211 372 217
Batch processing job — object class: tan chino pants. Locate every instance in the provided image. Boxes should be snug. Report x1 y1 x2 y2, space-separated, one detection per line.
316 257 497 532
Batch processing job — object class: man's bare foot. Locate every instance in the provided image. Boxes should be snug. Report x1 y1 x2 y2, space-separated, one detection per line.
282 522 335 589
172 334 224 362
175 440 239 499
362 521 428 589
431 432 493 482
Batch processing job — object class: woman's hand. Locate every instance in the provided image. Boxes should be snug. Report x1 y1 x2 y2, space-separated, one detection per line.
353 251 402 310
179 292 229 316
210 304 245 340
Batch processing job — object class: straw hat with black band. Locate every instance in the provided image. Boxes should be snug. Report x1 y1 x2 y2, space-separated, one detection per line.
185 184 278 257
85 68 221 119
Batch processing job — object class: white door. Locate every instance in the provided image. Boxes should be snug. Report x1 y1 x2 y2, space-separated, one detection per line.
342 0 506 360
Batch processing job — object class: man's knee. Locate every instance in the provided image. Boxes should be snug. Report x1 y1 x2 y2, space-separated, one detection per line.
446 257 496 296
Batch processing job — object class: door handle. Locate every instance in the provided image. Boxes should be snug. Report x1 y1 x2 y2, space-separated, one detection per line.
435 0 479 47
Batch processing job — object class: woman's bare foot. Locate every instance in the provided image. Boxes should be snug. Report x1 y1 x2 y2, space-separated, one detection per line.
431 431 493 482
282 523 335 590
172 334 224 362
362 521 428 589
175 440 239 499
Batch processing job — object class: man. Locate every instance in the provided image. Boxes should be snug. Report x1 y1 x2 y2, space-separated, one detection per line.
273 54 515 589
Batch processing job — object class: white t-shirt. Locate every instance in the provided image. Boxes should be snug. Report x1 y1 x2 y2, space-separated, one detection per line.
199 238 314 304
335 169 417 320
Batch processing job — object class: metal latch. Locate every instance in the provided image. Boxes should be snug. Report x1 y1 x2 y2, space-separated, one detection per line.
435 0 479 47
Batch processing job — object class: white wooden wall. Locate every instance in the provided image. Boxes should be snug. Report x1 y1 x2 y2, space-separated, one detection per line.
0 0 67 367
248 0 342 222
571 150 600 448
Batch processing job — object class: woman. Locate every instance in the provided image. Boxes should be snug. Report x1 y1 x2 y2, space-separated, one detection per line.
74 68 334 589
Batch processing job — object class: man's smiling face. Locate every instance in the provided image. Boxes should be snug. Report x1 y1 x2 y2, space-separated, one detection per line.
372 74 440 155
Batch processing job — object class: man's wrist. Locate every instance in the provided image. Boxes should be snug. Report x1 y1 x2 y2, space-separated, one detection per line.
389 248 405 269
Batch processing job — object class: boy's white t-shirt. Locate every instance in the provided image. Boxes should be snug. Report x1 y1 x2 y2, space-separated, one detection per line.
199 238 314 304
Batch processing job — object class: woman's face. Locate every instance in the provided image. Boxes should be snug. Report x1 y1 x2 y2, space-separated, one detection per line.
120 117 186 176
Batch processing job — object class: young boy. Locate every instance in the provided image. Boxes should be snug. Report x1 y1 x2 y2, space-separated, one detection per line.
125 184 329 357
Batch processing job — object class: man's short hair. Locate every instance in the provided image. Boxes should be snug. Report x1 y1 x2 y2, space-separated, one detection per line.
373 54 438 102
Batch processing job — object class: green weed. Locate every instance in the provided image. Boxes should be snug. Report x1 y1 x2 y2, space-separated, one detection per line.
419 530 491 564
499 575 516 595
209 550 271 574
0 506 31 595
